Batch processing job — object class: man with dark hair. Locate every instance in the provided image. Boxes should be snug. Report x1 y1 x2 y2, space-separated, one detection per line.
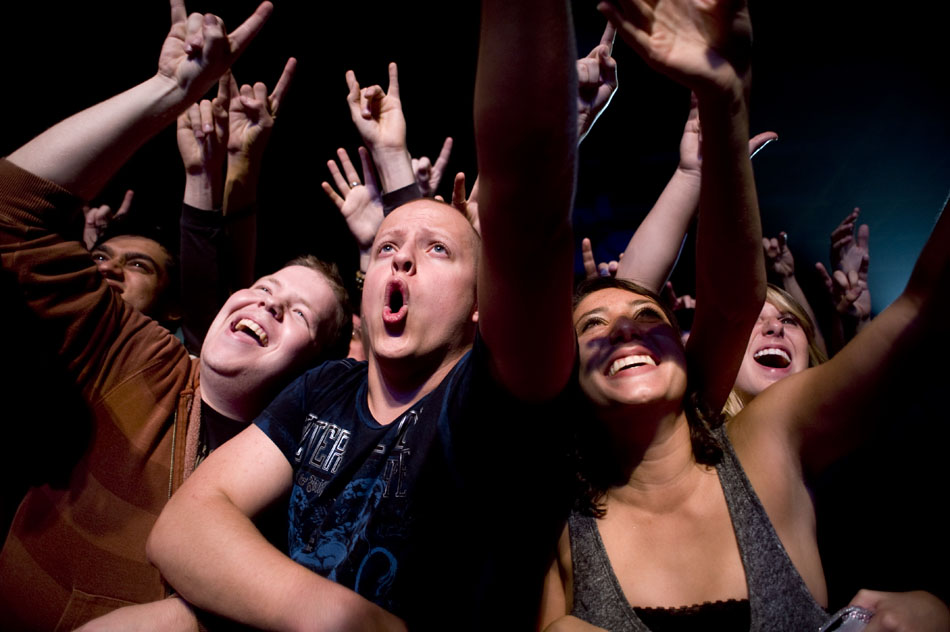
0 3 352 629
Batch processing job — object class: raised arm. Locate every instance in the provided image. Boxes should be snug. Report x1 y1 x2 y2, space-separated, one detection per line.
602 0 766 410
577 23 618 144
345 63 415 194
741 194 950 473
8 0 272 200
475 0 577 400
614 98 776 295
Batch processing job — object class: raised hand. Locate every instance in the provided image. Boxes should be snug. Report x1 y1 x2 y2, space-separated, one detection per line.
346 63 407 153
677 95 777 177
321 147 383 253
451 172 481 235
412 137 453 197
158 0 273 101
763 231 794 278
577 23 618 143
598 0 752 98
830 207 870 276
816 256 871 319
82 190 134 250
227 58 295 162
581 237 621 279
177 73 230 209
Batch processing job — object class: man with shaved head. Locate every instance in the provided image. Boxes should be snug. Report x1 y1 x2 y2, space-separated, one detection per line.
148 0 580 628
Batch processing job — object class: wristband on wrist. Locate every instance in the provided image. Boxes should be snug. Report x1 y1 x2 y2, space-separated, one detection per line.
381 183 423 216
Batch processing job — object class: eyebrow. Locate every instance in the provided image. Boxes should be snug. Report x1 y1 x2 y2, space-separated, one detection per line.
260 276 317 319
91 245 160 271
574 299 658 326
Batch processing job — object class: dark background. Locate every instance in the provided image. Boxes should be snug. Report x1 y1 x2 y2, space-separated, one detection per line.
2 0 947 612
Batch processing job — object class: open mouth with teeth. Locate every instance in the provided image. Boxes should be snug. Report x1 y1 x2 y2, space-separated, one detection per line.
753 347 790 369
233 318 268 346
383 280 409 325
607 354 657 377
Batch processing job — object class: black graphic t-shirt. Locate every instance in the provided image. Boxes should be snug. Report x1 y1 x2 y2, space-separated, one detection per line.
255 337 574 628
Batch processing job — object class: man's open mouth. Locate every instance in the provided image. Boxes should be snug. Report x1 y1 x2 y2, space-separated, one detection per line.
383 279 409 325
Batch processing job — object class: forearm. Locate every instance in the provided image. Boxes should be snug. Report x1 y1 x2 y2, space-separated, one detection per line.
148 490 378 631
474 0 577 400
183 173 218 211
369 146 415 193
694 92 765 325
616 167 701 292
8 75 188 200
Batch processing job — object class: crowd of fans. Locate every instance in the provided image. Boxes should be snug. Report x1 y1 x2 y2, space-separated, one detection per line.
0 1 947 630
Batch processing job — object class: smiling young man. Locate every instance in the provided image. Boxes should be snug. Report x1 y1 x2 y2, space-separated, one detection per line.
146 0 580 628
0 3 356 629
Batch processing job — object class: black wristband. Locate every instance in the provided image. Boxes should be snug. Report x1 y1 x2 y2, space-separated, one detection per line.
381 182 423 216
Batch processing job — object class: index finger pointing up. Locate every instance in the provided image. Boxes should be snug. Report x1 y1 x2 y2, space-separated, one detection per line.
170 0 187 25
387 62 400 99
600 22 616 55
269 57 297 116
228 1 274 57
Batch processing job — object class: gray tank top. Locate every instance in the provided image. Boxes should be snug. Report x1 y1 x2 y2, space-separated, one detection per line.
568 427 827 631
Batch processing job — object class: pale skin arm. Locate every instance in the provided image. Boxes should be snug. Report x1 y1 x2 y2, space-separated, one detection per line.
600 0 767 411
615 98 778 296
8 1 273 200
475 0 578 401
147 424 406 631
74 596 198 632
177 73 230 210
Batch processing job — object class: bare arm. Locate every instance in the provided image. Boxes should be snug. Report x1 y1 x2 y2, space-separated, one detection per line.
147 424 404 631
615 101 776 299
8 1 272 200
738 195 949 473
602 0 766 411
475 0 578 400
